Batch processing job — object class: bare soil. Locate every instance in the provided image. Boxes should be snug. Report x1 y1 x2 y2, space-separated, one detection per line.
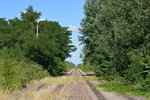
54 69 96 100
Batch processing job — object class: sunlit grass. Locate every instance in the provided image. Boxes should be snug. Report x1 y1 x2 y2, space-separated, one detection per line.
0 75 84 100
0 68 90 100
27 90 70 100
96 82 150 100
0 91 10 100
21 75 83 100
3 90 70 100
0 88 70 100
28 75 83 86
85 71 95 74
85 76 99 81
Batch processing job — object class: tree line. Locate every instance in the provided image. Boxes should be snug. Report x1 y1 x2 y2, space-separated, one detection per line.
80 0 150 92
0 6 75 90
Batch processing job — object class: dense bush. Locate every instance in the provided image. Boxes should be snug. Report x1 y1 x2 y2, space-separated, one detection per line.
20 61 49 88
0 57 23 90
0 48 49 90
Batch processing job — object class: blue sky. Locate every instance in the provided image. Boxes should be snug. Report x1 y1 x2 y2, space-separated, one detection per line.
0 0 85 65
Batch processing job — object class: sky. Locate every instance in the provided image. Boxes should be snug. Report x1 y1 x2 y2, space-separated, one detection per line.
0 0 85 65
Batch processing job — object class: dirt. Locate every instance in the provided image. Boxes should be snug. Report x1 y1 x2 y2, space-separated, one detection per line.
79 69 147 100
96 88 147 100
13 69 148 100
55 69 97 100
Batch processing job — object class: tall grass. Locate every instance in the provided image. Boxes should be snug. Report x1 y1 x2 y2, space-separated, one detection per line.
0 75 83 100
0 52 49 91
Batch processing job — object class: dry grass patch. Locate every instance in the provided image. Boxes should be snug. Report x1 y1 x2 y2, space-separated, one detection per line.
0 75 84 100
85 76 99 81
28 76 83 86
14 76 84 100
18 89 70 100
85 76 106 83
0 91 10 100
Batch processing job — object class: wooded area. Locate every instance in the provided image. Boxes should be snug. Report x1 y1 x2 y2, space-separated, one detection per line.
0 1 150 99
0 6 75 90
80 0 150 94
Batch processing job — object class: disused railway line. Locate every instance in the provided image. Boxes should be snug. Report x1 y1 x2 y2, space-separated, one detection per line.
13 69 146 100
53 69 106 100
79 69 106 100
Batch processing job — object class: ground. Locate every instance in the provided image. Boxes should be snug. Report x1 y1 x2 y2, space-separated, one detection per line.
0 69 148 100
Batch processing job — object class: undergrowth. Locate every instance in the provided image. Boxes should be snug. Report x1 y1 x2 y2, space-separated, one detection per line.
96 80 150 99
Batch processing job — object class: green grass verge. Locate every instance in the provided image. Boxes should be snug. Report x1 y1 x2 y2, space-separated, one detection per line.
96 81 150 99
79 63 95 74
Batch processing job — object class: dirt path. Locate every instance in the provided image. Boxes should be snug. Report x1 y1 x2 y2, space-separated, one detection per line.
55 69 98 100
12 69 148 100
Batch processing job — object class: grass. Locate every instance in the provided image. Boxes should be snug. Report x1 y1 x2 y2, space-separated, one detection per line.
0 91 10 100
18 90 69 100
85 76 99 81
96 81 150 99
24 75 84 100
80 71 150 100
79 68 94 74
85 71 95 75
0 74 84 100
28 75 83 86
79 69 150 100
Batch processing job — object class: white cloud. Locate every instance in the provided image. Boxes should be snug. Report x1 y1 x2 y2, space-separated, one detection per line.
71 54 77 57
67 25 79 32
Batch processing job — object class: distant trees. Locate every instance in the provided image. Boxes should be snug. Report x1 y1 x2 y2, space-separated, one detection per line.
63 61 76 72
80 0 150 86
0 6 75 90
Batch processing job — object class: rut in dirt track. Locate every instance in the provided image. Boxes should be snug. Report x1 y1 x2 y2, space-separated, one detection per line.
53 69 105 100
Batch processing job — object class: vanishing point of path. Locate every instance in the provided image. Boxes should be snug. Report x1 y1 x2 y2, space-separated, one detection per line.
55 69 99 100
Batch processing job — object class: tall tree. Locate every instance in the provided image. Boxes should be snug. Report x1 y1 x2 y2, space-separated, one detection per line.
81 0 150 82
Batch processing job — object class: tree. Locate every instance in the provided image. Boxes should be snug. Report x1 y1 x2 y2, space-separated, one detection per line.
80 0 150 83
0 6 75 76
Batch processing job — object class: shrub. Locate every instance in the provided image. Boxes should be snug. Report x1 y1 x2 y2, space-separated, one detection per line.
20 61 49 87
79 62 95 73
0 58 23 91
0 48 49 90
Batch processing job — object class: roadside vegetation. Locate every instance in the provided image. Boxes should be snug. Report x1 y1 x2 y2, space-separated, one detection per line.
0 72 83 100
29 75 83 86
63 61 75 72
97 81 150 99
0 6 75 92
78 62 94 74
80 0 150 99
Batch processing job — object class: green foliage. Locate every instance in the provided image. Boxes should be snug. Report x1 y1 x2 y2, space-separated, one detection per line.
0 6 74 75
21 6 41 23
97 81 150 99
79 62 95 73
81 0 150 95
124 50 147 83
20 61 49 87
0 6 74 90
0 48 49 90
63 61 75 72
0 57 23 91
